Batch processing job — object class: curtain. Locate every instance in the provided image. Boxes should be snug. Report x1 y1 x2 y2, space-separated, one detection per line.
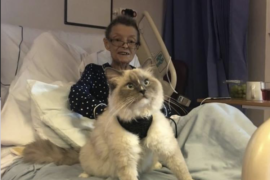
163 0 249 107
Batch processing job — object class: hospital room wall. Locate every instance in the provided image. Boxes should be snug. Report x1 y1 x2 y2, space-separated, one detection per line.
247 0 270 125
1 0 165 35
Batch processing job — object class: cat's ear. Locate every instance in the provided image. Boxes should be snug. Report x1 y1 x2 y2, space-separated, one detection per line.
140 58 154 73
105 68 123 92
104 67 123 80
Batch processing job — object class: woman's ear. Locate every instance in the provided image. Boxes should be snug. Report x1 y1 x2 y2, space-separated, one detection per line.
103 38 110 51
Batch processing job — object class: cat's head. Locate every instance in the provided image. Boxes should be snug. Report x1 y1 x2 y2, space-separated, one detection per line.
105 60 164 120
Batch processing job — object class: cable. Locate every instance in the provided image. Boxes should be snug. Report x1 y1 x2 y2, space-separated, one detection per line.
200 97 212 105
1 25 23 87
165 57 178 94
169 117 178 138
162 103 168 117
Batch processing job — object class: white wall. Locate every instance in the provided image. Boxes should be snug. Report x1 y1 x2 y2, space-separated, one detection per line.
247 0 270 126
1 0 165 35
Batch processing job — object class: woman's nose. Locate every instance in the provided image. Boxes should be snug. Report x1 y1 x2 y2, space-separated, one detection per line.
122 42 129 48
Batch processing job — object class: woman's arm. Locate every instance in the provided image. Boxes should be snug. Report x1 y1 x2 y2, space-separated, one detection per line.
68 64 107 119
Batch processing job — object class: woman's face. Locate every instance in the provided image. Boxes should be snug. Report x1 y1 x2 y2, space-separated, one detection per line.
104 24 138 65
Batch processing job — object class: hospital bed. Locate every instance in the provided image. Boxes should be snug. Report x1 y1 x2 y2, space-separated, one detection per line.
1 12 269 180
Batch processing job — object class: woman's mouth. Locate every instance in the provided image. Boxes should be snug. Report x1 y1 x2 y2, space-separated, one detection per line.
118 52 130 55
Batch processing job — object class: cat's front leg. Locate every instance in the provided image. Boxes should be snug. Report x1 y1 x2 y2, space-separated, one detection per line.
146 119 193 180
163 147 193 180
78 172 89 178
150 141 192 180
116 167 138 180
150 138 193 180
110 136 141 180
113 151 139 180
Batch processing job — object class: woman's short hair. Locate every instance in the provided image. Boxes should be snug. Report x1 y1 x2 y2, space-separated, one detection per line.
105 15 141 46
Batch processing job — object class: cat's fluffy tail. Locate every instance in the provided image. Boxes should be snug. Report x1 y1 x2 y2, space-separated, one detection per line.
22 140 80 165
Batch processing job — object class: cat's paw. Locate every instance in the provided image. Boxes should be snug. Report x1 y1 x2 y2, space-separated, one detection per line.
79 172 89 178
153 161 163 169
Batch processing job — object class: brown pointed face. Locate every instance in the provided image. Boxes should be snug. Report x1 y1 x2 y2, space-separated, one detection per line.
105 68 163 113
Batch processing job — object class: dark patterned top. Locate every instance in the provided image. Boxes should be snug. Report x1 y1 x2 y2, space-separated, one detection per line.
68 63 172 119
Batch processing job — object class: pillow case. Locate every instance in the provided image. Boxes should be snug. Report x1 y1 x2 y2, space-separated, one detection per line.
1 32 88 145
1 24 31 86
28 80 71 148
1 24 30 106
28 80 94 148
42 111 93 148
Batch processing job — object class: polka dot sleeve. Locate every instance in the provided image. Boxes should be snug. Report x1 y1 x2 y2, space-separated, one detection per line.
68 64 108 119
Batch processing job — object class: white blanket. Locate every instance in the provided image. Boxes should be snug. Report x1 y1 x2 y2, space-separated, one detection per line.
172 103 256 180
2 103 256 180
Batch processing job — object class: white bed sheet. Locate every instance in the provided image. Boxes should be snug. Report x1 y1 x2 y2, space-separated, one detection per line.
1 146 20 175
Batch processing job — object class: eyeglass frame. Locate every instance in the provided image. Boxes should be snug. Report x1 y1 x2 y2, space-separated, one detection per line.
107 38 140 49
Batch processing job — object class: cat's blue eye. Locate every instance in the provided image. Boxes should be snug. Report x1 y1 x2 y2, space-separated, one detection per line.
144 79 150 86
126 83 134 89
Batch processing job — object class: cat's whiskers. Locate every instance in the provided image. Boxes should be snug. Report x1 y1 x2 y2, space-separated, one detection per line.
164 95 188 116
164 95 183 106
104 97 136 131
112 98 135 117
122 99 135 117
108 96 134 112
106 98 135 130
163 100 182 116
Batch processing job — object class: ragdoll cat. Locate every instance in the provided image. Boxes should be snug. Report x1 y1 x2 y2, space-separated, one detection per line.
22 61 193 180
79 62 193 180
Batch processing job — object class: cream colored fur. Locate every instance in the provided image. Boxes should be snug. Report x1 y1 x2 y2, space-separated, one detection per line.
79 67 193 180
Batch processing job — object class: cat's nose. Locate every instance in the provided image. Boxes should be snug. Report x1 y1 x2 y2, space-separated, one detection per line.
139 89 146 95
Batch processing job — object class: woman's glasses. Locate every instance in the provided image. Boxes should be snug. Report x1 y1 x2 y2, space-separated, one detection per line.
108 39 139 49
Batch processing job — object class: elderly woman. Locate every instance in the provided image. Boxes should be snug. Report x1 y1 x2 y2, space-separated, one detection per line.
68 15 171 119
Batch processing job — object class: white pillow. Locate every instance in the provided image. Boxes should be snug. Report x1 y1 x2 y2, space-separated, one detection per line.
1 32 89 145
42 111 92 148
28 80 71 148
1 24 30 85
1 24 30 104
28 80 94 148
